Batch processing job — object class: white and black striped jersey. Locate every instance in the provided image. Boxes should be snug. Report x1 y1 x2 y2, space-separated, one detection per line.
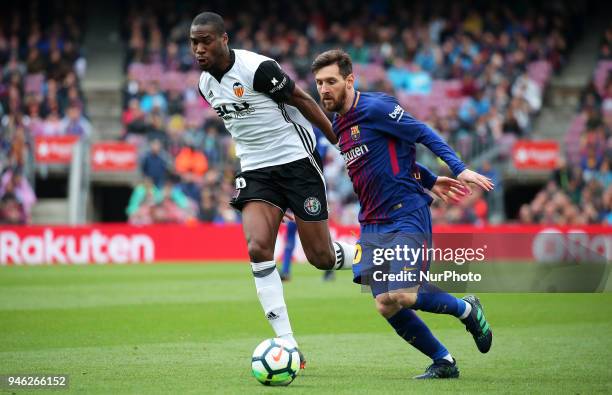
198 49 316 171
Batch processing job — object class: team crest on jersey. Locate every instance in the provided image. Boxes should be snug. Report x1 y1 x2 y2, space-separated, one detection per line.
233 82 245 98
350 125 360 140
303 197 322 216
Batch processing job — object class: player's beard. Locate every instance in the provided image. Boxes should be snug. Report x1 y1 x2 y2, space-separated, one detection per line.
322 89 347 113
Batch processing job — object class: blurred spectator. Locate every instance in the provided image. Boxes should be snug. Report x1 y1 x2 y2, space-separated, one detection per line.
0 194 25 224
26 48 46 74
140 82 167 114
0 121 28 168
459 89 490 126
579 79 603 114
200 122 225 166
198 189 218 222
179 172 202 205
146 113 168 146
579 119 606 172
0 168 35 223
47 49 71 81
141 138 171 188
166 114 186 157
42 110 63 135
152 178 194 223
512 73 542 113
166 88 184 115
585 158 612 190
175 144 208 178
126 177 159 224
126 176 193 224
61 103 91 136
123 98 147 136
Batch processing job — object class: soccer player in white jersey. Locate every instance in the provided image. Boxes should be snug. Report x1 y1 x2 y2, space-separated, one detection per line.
190 12 355 367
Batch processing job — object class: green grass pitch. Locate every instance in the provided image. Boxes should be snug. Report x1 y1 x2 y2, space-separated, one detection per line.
1 263 611 394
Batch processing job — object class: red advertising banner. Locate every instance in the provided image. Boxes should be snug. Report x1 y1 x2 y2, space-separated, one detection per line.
91 142 138 171
0 224 609 265
512 140 560 170
34 135 79 164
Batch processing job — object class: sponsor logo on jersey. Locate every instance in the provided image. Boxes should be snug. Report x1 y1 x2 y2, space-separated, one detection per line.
270 76 288 94
341 144 370 166
214 102 255 120
350 125 360 140
388 104 405 121
233 82 245 97
303 197 322 216
207 90 214 98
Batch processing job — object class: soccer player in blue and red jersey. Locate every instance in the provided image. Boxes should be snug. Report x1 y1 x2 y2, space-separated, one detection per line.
311 50 494 379
280 129 460 282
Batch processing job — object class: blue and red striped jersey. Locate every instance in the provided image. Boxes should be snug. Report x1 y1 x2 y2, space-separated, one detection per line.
333 91 466 224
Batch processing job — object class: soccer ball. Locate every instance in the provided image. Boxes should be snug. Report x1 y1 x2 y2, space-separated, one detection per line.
251 338 301 386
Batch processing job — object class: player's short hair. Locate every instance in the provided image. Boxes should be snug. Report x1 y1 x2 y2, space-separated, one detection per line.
311 49 353 78
191 12 225 35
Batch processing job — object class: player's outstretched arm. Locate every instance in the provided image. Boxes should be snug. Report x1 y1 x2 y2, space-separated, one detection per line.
415 128 493 193
371 99 466 176
372 99 493 194
412 125 494 193
285 86 338 144
372 99 494 193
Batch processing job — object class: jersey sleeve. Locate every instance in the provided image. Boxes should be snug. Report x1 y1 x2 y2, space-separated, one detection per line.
252 60 295 103
370 96 467 176
416 162 437 190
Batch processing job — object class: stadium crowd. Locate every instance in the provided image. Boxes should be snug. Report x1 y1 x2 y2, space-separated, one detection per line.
119 1 586 225
0 2 87 224
521 22 612 226
3 1 604 226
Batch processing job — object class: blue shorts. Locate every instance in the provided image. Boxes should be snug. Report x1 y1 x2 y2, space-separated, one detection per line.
353 204 433 297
